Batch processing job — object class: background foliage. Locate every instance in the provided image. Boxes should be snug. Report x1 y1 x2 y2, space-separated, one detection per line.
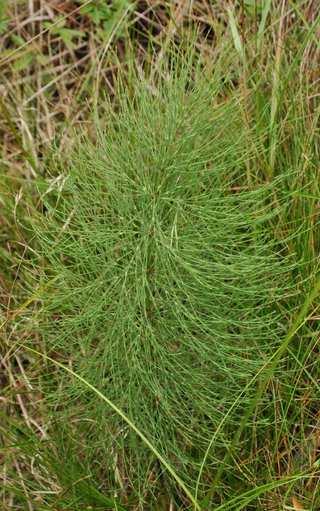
0 1 319 510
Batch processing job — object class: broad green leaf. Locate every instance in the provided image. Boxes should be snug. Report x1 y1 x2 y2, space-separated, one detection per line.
12 51 33 71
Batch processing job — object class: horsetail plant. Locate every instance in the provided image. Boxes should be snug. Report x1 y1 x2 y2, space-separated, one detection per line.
27 55 298 508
